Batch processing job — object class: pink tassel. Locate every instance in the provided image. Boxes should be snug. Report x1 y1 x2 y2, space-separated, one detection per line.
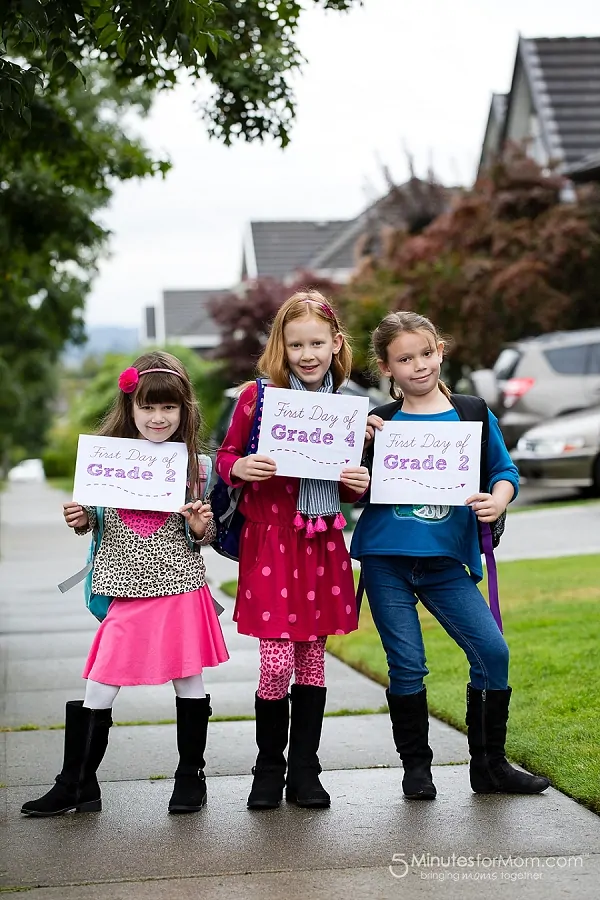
305 519 316 538
333 512 346 530
314 515 327 533
293 512 305 530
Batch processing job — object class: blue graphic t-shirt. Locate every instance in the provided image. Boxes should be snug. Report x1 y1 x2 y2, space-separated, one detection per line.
350 407 519 582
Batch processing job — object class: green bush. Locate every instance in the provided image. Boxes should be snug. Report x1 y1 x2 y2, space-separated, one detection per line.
42 425 78 479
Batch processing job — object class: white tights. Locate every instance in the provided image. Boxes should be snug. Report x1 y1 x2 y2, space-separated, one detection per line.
83 673 206 709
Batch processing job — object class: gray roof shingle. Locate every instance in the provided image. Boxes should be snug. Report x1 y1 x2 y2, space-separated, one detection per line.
568 149 600 181
522 37 600 166
163 289 228 338
249 220 351 279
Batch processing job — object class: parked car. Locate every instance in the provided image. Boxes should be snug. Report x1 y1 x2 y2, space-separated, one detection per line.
511 406 600 494
7 459 46 483
468 328 600 448
209 379 385 452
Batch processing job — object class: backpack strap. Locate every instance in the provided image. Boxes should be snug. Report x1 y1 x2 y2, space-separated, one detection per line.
195 454 213 500
246 377 268 455
448 394 489 492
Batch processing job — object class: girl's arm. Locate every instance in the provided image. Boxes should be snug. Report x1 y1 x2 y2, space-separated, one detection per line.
466 410 519 523
486 410 519 500
216 383 257 487
216 383 276 485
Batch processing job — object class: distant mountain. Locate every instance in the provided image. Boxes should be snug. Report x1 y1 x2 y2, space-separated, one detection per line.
63 325 140 366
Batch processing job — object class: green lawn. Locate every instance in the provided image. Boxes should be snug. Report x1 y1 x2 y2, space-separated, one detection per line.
221 555 600 814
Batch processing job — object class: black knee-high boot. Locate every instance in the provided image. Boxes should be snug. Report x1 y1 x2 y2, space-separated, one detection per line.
386 688 437 800
168 695 212 813
466 685 550 794
247 693 290 810
286 684 330 808
21 701 112 817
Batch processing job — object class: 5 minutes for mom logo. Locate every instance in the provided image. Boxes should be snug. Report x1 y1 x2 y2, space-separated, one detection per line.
390 854 409 878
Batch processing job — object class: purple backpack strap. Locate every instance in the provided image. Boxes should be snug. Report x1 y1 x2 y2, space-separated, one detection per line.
480 521 503 633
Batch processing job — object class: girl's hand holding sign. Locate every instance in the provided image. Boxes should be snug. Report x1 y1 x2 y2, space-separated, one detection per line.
63 502 89 530
179 500 214 539
339 466 370 494
231 454 277 482
364 414 384 450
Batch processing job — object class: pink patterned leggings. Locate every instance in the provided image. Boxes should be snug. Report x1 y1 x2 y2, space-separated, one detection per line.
257 637 327 700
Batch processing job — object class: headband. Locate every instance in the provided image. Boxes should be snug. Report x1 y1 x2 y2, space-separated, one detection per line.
118 366 183 394
303 298 337 321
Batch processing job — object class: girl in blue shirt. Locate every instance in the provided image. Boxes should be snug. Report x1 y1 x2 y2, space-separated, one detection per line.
352 311 549 800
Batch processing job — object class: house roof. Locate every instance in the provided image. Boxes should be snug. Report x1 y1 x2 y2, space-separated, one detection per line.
567 150 600 182
244 220 352 280
243 183 455 282
162 289 228 338
505 36 600 168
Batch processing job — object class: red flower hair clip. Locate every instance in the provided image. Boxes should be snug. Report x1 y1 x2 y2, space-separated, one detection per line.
118 365 184 393
118 367 139 393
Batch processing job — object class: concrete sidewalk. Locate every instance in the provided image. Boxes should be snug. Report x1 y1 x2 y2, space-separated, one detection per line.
1 482 599 898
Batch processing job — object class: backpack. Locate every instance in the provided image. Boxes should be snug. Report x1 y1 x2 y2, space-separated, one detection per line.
58 454 216 622
359 394 506 631
210 378 267 560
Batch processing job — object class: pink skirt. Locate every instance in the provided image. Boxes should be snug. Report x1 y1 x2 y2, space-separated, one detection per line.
82 587 229 686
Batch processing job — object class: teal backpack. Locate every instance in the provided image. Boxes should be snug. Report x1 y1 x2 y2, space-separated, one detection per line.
58 454 217 622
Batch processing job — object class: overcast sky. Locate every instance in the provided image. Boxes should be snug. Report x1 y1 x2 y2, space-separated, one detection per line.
86 0 599 329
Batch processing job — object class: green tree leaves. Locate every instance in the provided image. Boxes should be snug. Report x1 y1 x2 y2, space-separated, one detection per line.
1 0 362 143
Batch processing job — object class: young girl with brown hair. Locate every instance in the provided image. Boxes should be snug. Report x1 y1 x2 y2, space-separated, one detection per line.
216 291 370 810
352 311 549 800
22 351 229 818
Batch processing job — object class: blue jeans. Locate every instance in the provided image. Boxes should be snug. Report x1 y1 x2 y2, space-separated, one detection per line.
361 556 509 695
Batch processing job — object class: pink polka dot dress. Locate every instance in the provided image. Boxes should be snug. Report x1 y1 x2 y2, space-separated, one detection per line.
216 382 359 642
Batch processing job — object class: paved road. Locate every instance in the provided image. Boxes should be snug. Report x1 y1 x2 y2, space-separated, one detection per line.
1 482 599 899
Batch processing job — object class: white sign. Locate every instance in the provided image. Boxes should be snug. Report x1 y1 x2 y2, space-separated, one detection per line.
370 421 482 505
73 435 188 512
256 388 369 480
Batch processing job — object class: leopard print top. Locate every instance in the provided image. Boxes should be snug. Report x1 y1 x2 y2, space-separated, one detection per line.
77 506 217 598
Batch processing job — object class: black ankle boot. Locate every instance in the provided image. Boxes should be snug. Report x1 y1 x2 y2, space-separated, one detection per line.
466 685 550 794
21 701 112 817
247 693 289 810
386 688 437 800
286 684 330 809
168 696 212 813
